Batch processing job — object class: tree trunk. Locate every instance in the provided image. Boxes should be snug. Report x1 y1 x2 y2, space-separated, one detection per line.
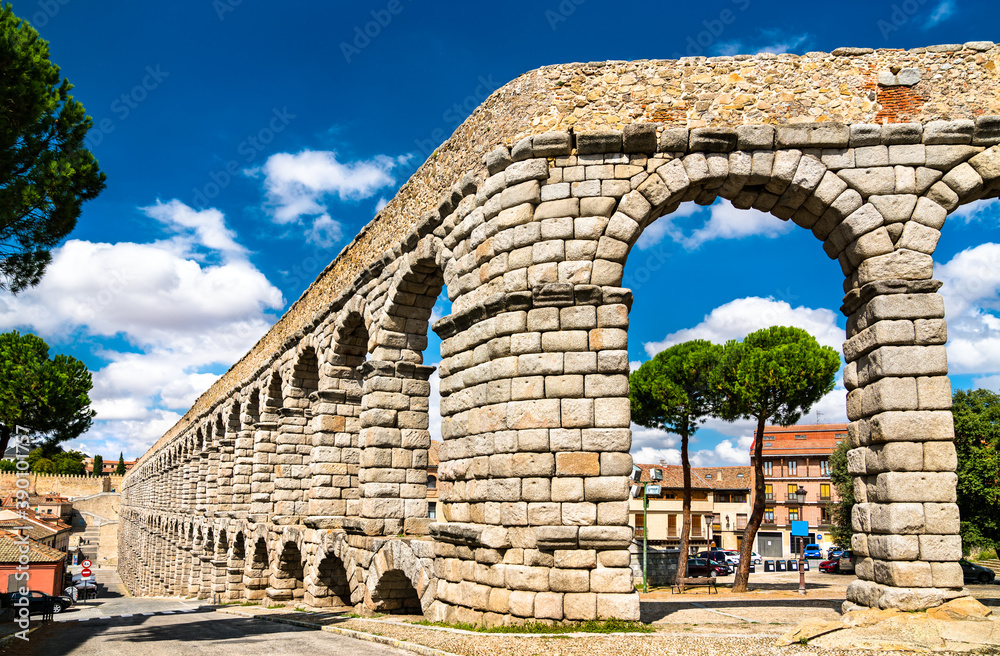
677 431 691 591
732 413 767 593
0 424 10 465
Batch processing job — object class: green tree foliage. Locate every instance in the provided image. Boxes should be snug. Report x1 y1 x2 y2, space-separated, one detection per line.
713 326 840 593
91 453 103 477
630 340 723 587
0 330 95 458
0 4 106 293
115 452 126 475
26 445 85 474
952 389 1000 555
828 438 855 550
0 458 15 472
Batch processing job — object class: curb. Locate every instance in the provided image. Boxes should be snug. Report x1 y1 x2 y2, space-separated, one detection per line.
216 607 460 656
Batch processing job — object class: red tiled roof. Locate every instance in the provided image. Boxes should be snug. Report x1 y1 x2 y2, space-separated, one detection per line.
632 463 711 489
0 530 65 563
750 423 847 455
692 466 752 490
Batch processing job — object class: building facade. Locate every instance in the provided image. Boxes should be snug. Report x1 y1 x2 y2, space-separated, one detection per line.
628 464 751 553
750 424 845 559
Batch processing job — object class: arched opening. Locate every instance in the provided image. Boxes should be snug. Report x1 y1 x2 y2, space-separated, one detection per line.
244 537 269 601
369 569 420 614
310 552 351 607
227 532 246 601
251 373 283 516
269 541 305 604
273 348 320 518
233 388 261 514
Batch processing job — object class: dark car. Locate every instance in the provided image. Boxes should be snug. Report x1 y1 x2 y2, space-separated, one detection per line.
826 548 845 561
819 558 840 573
686 557 729 577
10 590 72 614
697 550 736 566
960 559 997 585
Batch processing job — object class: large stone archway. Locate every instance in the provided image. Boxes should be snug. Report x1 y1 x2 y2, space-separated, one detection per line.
119 42 1000 622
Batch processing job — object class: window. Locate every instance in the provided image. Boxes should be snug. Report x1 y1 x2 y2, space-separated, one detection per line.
634 512 645 538
427 475 437 490
705 474 712 479
820 483 831 500
835 433 847 442
820 460 830 476
763 441 773 448
764 508 774 522
691 515 702 536
428 503 437 519
736 513 747 530
788 507 799 522
821 506 832 524
788 483 798 499
667 513 677 537
763 461 773 476
765 484 773 500
717 493 730 503
794 433 807 440
788 460 797 475
736 472 744 478
731 494 746 503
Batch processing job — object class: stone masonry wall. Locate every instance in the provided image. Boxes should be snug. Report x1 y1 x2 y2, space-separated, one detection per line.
119 42 1000 623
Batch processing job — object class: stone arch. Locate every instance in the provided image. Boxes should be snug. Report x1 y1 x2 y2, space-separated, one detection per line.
227 531 246 601
357 238 449 536
250 372 283 517
269 539 305 604
271 347 320 519
307 547 351 608
244 535 269 602
363 540 429 615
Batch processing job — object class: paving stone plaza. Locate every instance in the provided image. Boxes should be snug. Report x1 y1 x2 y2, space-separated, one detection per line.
118 42 1000 624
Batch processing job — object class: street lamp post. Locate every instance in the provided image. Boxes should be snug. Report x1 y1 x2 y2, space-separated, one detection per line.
796 486 807 596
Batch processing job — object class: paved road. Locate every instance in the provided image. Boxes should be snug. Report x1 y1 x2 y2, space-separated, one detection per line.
54 567 203 622
2 607 413 656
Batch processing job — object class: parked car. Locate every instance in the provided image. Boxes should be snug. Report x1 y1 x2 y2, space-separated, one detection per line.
960 559 997 584
826 548 845 561
839 550 856 573
749 551 762 565
819 558 840 573
9 590 73 614
686 557 730 578
697 550 736 566
803 544 823 559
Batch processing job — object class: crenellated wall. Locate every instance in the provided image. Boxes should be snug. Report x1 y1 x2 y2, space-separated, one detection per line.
119 42 1000 622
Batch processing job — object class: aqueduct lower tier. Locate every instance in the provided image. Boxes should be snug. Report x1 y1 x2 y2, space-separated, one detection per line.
120 43 1000 622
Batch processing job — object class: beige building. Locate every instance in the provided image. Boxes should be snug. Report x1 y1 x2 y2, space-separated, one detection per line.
628 463 751 553
749 424 845 559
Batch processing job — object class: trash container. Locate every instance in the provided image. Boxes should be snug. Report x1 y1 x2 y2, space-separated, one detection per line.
765 560 774 572
787 559 798 571
748 561 755 573
776 560 786 571
803 560 810 571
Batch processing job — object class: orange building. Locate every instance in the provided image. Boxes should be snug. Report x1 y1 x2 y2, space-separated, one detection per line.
749 423 846 559
0 530 67 596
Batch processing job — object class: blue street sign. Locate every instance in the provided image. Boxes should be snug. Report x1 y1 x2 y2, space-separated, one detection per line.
791 520 809 537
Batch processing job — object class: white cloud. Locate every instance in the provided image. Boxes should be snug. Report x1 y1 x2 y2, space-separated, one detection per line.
428 364 442 443
973 375 1000 393
951 198 999 223
643 296 845 357
251 149 410 248
636 200 793 251
937 242 1000 374
0 201 284 459
712 30 811 57
631 433 754 467
924 0 955 28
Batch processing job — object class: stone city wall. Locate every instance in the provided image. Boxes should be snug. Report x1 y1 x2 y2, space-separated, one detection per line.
119 42 1000 623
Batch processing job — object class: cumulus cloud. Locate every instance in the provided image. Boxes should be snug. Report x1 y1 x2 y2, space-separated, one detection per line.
636 200 794 251
937 242 1000 374
251 149 410 248
951 198 999 223
643 296 845 357
0 201 284 459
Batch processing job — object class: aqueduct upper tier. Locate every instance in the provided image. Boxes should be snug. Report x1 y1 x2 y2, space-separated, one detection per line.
120 42 1000 623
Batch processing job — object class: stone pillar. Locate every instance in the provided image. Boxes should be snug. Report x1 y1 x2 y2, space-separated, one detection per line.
205 445 220 515
232 421 255 514
307 389 351 518
225 543 245 601
195 451 209 514
273 406 310 519
358 360 432 536
250 421 277 518
843 282 964 611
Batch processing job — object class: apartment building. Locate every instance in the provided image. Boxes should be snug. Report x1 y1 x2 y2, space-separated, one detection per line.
749 423 845 559
628 463 751 553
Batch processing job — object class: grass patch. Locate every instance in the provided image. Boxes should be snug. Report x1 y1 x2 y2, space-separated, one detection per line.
221 601 259 607
346 612 385 619
412 618 653 634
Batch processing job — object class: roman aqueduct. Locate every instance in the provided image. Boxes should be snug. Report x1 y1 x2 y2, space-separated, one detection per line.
119 42 1000 623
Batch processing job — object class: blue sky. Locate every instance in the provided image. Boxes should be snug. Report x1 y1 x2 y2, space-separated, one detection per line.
2 0 999 465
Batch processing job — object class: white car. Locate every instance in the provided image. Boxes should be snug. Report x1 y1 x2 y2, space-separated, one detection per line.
749 551 762 565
